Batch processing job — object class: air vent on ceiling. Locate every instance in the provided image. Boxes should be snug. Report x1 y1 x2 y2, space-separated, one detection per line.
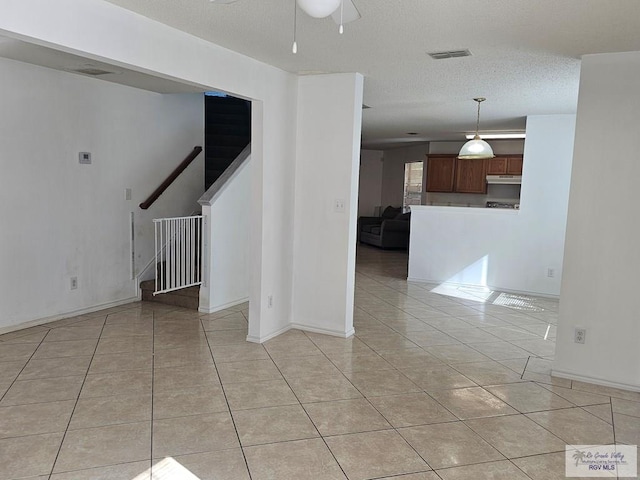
428 49 472 60
69 66 117 76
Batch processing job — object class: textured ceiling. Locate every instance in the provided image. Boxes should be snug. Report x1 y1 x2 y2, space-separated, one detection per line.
10 1 640 147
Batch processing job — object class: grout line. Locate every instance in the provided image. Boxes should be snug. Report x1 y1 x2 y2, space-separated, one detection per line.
261 341 351 480
200 317 254 480
0 334 53 405
149 310 156 478
45 314 109 480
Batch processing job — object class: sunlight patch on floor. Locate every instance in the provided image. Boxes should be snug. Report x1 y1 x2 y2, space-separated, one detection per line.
132 457 201 480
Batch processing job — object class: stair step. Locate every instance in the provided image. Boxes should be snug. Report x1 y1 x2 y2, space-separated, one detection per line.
140 280 199 310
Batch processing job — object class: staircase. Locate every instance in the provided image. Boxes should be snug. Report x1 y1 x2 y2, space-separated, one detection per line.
205 95 251 190
140 94 251 310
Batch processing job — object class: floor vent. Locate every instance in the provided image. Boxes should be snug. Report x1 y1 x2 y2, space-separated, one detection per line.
428 49 472 60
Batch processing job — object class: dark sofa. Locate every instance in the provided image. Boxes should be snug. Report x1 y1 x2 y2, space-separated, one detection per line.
358 206 411 249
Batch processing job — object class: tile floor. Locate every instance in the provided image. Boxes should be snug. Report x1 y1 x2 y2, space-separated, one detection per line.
0 246 638 479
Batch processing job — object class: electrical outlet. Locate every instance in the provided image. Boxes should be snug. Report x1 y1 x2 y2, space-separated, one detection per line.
70 276 78 290
547 268 555 278
267 295 273 308
574 328 586 344
334 199 345 213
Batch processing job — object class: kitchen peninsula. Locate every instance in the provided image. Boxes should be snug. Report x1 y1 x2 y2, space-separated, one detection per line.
407 115 576 298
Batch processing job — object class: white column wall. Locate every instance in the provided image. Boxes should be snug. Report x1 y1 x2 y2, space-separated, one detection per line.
1 0 297 338
291 73 364 338
554 51 640 391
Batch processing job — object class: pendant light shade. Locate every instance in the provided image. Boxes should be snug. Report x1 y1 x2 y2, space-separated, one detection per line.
458 98 495 159
297 0 341 18
458 135 495 159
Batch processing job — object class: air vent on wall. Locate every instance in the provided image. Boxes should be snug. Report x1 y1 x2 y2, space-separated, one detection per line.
428 49 472 60
68 66 118 76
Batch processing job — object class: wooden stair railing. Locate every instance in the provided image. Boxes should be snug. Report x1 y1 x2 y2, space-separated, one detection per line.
139 146 203 210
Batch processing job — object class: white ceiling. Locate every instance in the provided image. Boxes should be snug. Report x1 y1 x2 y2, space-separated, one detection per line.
7 1 640 148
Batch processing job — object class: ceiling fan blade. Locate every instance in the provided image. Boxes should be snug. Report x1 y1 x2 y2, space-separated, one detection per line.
331 0 361 25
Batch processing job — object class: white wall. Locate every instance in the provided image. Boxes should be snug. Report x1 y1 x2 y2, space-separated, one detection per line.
291 73 364 338
199 158 251 314
409 115 575 297
0 57 203 331
381 144 429 208
358 150 383 217
1 0 297 340
554 52 640 391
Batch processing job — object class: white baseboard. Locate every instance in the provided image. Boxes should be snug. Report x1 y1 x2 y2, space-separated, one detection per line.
246 324 291 344
290 323 355 339
406 277 560 300
0 296 140 336
552 368 640 393
199 296 249 314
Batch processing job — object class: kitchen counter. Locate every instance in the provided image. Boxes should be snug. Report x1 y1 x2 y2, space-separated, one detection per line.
412 205 520 215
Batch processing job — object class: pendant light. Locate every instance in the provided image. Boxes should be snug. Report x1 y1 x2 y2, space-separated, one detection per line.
458 97 495 159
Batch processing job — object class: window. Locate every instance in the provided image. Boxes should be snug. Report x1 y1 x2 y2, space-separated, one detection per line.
403 161 424 211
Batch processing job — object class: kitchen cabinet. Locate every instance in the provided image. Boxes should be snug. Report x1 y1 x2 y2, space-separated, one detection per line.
506 156 523 175
426 155 456 192
486 157 508 175
455 158 487 193
486 155 523 175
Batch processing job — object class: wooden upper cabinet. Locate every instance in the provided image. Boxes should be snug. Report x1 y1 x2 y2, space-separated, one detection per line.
506 156 523 175
486 157 508 175
455 158 487 194
426 155 456 192
487 155 523 175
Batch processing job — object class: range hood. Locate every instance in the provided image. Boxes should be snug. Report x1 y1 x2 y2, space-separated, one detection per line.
486 175 522 185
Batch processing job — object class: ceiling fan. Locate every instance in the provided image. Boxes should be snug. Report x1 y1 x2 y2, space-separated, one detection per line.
209 0 361 29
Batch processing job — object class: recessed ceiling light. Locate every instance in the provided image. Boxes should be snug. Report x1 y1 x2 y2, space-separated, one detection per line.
465 133 526 140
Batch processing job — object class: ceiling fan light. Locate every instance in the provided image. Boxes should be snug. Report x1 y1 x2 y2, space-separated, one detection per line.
458 135 495 159
297 0 342 18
